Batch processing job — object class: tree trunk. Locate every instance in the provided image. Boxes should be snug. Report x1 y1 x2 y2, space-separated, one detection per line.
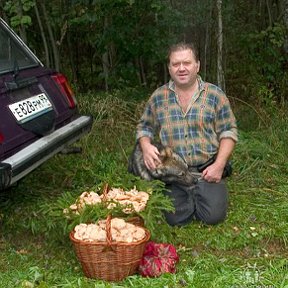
266 0 273 26
164 63 168 83
203 0 213 80
216 0 225 91
102 52 109 92
139 56 147 87
203 21 208 80
102 16 109 92
34 1 50 67
67 32 79 84
284 0 288 53
16 0 27 43
40 2 60 71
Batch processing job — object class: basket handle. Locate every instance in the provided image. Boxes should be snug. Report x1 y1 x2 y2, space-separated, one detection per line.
105 214 113 246
100 214 116 253
101 182 110 202
101 184 115 251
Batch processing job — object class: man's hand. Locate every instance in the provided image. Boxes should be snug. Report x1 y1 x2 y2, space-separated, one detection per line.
203 138 235 183
202 162 225 183
139 138 161 170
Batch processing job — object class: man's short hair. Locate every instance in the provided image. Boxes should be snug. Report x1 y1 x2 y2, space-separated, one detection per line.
167 42 199 63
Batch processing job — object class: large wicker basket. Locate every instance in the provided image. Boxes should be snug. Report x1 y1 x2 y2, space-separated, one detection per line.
70 215 150 281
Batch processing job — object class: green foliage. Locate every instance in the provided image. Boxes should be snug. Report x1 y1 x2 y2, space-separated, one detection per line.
247 23 287 102
2 0 287 104
4 0 34 27
221 1 288 106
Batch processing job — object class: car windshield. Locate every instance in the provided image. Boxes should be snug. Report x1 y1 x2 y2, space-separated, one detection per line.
0 21 39 74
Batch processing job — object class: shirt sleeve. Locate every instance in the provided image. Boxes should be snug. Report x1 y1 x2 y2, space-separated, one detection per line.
136 97 157 141
215 91 238 143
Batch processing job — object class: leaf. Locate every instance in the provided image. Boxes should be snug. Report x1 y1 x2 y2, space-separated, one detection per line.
20 15 32 25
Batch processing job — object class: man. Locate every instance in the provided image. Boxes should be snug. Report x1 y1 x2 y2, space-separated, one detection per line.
136 42 238 226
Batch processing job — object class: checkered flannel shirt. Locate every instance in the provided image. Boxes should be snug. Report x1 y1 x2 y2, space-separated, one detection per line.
136 76 238 166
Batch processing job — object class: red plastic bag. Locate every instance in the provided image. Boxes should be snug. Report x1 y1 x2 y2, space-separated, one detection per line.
138 241 179 277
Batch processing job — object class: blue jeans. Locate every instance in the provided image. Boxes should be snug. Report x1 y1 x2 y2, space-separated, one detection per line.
164 179 228 226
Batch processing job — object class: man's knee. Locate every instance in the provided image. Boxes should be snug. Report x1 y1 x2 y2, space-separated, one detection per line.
195 180 228 225
196 208 227 225
164 210 194 226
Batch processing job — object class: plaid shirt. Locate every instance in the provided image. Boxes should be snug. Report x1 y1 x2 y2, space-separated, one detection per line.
136 76 238 166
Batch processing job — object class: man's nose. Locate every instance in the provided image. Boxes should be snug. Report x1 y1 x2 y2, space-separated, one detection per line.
179 63 185 70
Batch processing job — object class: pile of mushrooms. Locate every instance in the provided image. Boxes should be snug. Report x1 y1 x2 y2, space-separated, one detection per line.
103 187 149 213
64 191 101 215
73 218 146 243
64 186 149 215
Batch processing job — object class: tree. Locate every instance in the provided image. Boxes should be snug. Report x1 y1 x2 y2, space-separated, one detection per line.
216 0 225 91
2 0 34 43
39 1 59 70
34 1 49 66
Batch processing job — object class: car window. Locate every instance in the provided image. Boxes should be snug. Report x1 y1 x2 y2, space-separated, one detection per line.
0 23 39 74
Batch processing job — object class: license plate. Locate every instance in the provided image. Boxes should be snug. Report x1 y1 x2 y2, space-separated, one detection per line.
9 93 53 123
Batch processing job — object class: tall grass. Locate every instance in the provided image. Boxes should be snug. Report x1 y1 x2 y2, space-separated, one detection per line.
0 90 287 287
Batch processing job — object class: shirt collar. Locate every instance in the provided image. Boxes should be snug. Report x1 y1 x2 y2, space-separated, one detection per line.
168 75 205 92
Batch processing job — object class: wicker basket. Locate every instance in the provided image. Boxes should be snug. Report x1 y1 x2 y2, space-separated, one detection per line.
70 215 150 281
126 216 145 227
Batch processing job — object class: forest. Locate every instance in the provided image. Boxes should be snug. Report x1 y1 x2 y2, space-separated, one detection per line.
1 0 287 104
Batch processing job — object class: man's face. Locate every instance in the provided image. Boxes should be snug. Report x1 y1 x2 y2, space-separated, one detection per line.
168 49 200 89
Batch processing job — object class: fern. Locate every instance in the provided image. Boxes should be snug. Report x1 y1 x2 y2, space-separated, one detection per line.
40 178 174 241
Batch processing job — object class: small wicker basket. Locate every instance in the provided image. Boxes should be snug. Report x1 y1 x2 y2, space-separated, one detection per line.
70 214 150 281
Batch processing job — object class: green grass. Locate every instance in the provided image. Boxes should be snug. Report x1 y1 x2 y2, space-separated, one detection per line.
0 91 287 288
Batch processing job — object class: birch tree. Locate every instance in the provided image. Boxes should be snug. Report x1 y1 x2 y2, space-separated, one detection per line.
216 0 225 91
